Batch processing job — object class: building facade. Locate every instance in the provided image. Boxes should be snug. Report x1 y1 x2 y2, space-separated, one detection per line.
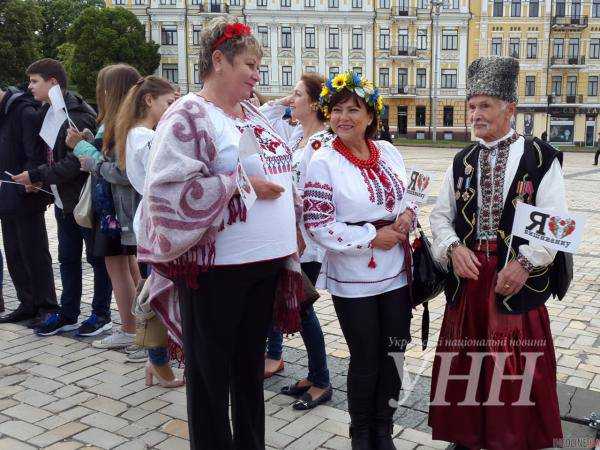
114 0 600 145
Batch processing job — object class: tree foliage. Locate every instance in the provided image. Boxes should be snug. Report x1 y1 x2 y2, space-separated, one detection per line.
66 7 161 101
0 0 42 87
38 0 105 60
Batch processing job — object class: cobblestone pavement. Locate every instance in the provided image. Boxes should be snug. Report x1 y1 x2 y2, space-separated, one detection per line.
0 146 599 449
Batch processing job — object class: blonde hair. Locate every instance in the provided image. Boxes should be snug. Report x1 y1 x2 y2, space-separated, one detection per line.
197 16 263 80
114 76 174 170
100 64 141 156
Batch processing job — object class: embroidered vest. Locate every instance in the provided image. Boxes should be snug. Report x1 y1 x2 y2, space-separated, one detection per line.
446 136 562 314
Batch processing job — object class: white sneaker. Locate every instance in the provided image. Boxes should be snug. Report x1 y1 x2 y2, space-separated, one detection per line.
126 348 148 363
92 328 135 349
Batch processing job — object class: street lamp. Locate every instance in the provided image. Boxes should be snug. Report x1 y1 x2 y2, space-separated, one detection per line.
430 0 443 142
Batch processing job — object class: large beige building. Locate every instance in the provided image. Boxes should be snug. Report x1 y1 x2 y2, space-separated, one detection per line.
114 0 600 145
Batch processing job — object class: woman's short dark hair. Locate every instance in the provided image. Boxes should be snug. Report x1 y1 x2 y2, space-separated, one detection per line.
300 72 326 122
328 89 379 139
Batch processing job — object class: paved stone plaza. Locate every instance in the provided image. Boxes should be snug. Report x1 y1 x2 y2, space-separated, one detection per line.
0 146 599 449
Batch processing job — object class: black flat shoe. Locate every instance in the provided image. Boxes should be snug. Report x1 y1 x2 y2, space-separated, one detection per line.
0 309 36 324
292 386 333 410
280 380 312 397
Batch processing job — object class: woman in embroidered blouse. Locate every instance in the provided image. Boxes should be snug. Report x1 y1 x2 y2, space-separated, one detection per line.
261 73 335 411
303 72 416 449
135 18 304 449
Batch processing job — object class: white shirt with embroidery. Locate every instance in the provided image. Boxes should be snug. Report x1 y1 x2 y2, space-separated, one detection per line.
303 140 414 298
430 130 568 268
194 97 297 265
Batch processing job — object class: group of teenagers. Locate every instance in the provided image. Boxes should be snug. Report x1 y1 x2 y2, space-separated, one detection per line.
0 15 571 450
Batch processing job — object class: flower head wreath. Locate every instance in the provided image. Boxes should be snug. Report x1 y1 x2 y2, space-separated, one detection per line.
212 22 252 51
319 71 384 119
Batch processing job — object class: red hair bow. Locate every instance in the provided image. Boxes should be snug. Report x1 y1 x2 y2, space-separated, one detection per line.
212 23 252 51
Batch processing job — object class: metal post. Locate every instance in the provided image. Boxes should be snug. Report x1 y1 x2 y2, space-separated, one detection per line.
431 0 442 142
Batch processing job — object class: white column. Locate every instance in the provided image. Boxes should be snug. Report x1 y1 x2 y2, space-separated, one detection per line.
365 25 374 80
341 25 349 72
270 25 280 87
294 25 303 80
318 26 326 74
177 22 188 92
151 21 161 45
458 27 467 94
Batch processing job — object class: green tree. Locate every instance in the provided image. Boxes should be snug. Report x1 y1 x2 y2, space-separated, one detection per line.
66 6 160 101
37 0 105 60
0 0 42 86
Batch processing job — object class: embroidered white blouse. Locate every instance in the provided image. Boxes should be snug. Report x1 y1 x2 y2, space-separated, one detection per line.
430 130 568 268
188 96 298 265
303 140 415 298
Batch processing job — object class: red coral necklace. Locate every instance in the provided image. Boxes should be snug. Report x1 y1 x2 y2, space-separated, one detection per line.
333 137 379 169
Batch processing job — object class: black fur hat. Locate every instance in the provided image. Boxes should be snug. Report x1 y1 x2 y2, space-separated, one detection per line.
466 56 519 103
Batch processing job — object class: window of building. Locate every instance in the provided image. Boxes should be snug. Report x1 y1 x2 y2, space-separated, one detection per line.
305 66 317 72
114 0 124 5
555 0 565 16
553 38 564 59
443 106 454 127
417 0 428 8
257 26 269 47
567 76 577 95
572 0 581 17
511 0 521 17
416 106 426 126
416 68 426 88
352 28 363 50
193 64 201 84
551 76 562 95
259 66 269 85
161 26 177 45
589 76 599 96
162 64 178 83
328 0 338 7
526 39 538 59
398 29 409 52
529 0 539 16
282 66 292 86
594 0 600 18
305 27 315 48
281 27 292 48
442 0 458 9
379 68 389 87
190 0 200 4
352 0 362 7
379 0 390 8
509 38 520 58
417 29 427 50
398 0 408 13
568 39 580 58
257 0 267 5
441 29 458 50
281 0 290 7
441 69 457 88
353 67 363 77
329 27 340 49
491 37 502 56
591 39 600 59
305 0 315 6
525 76 535 96
379 29 390 50
397 68 408 91
329 66 340 78
192 26 201 45
133 0 144 4
230 0 240 5
493 0 503 17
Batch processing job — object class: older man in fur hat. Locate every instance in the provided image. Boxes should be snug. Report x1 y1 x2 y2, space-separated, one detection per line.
428 56 565 450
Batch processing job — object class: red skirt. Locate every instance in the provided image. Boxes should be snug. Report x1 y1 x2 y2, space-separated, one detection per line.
428 244 563 450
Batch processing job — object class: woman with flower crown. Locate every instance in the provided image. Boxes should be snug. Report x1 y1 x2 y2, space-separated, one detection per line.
135 17 305 449
303 71 417 450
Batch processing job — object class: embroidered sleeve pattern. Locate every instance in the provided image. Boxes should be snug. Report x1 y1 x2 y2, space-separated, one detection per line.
516 253 535 273
303 181 335 229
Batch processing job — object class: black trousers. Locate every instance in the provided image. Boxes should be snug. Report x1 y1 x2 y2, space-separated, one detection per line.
595 148 600 165
178 258 284 450
0 212 57 315
332 287 412 424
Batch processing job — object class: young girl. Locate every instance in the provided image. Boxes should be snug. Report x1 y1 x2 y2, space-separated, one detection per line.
113 76 182 387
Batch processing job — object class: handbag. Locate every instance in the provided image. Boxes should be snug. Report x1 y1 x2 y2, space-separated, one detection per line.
132 278 168 349
300 269 320 313
403 222 446 350
74 175 93 228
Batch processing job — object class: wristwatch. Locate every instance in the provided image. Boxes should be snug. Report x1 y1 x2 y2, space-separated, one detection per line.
446 240 462 261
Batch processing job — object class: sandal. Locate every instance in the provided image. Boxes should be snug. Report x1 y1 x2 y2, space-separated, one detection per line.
292 386 333 410
280 380 312 397
264 359 284 379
